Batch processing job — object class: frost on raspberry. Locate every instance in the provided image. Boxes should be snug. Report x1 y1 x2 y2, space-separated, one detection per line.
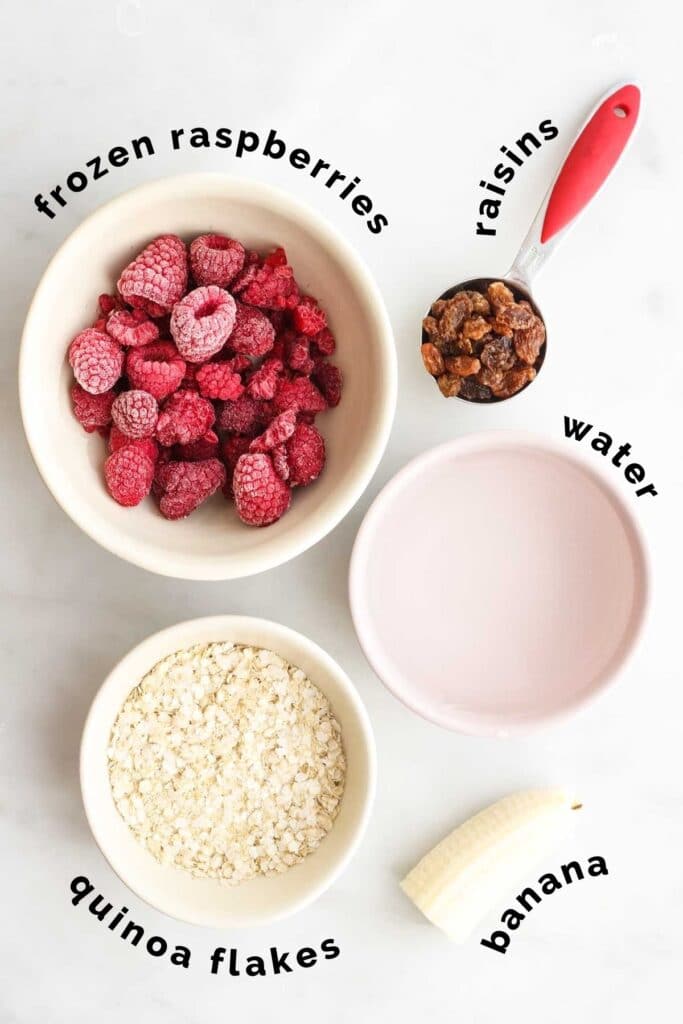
71 383 115 432
273 376 327 416
233 248 300 310
292 296 327 336
171 285 237 363
104 446 155 507
189 234 245 288
246 357 283 400
249 409 297 453
68 329 124 395
117 234 188 316
286 423 326 487
155 458 226 520
271 444 290 481
217 394 268 436
106 308 159 347
156 390 216 447
111 389 159 439
195 360 244 401
283 331 315 375
126 341 186 400
228 302 275 358
233 452 291 527
312 362 343 407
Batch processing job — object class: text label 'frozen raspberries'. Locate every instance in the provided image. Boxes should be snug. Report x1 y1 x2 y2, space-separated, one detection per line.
66 233 342 525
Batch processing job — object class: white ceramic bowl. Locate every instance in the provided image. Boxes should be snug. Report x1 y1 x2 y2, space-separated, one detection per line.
349 432 649 736
20 174 396 579
80 615 376 927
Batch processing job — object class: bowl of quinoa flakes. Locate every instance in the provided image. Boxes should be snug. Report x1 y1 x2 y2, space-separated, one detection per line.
80 615 376 927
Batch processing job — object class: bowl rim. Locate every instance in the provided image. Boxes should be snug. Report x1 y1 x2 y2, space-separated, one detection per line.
79 614 377 927
19 173 397 580
348 429 650 737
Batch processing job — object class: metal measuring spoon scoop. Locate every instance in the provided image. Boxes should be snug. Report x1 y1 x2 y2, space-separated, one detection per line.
422 82 641 403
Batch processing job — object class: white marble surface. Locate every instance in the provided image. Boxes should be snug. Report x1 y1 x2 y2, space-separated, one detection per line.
2 2 681 1020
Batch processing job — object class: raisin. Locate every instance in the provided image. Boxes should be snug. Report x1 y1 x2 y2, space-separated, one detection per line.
437 294 473 342
461 290 491 316
514 316 546 365
492 365 536 398
436 372 462 397
455 335 474 355
481 335 515 372
489 317 514 336
459 378 492 402
477 366 503 389
494 302 535 331
421 342 445 376
445 355 480 376
460 315 490 341
487 281 515 309
422 315 439 337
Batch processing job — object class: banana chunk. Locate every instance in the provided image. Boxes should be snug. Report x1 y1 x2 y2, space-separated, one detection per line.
400 788 582 942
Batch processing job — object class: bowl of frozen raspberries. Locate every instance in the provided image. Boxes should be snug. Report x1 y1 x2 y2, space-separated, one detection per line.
20 174 396 579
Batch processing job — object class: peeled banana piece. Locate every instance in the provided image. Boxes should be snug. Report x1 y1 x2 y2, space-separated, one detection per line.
400 787 582 942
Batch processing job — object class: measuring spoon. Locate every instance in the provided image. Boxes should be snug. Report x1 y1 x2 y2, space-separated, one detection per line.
423 82 641 402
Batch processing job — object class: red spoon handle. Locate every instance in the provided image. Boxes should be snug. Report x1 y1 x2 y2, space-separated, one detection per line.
540 84 640 244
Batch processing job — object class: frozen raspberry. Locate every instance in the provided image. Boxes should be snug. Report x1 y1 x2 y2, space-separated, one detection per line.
170 285 236 363
234 248 299 310
220 435 252 499
230 249 261 293
126 342 186 400
104 446 155 507
229 354 253 373
111 389 159 439
176 428 220 461
284 332 315 375
273 376 326 415
92 317 108 331
155 458 226 520
271 444 290 481
222 435 252 472
71 383 115 432
311 327 336 357
68 329 124 395
117 234 188 316
195 360 244 401
292 296 327 336
217 394 267 436
233 452 291 527
312 362 343 407
109 424 159 462
106 308 159 347
189 234 245 288
249 409 297 453
99 293 123 315
247 357 283 400
156 390 215 447
286 422 326 487
228 302 275 358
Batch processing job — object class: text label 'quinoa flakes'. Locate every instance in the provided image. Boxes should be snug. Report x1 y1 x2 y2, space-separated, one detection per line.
107 642 346 884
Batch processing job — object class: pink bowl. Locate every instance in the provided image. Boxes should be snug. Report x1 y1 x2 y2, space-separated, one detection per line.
349 432 649 736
